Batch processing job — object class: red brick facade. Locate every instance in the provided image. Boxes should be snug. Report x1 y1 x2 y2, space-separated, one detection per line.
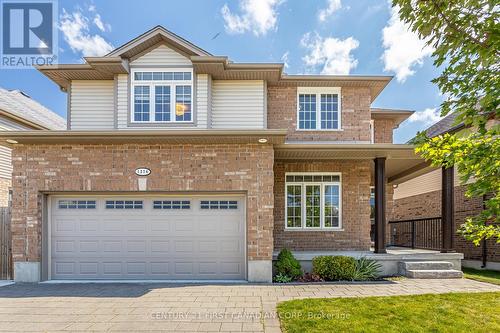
373 119 395 143
11 144 275 262
273 160 372 251
267 86 372 142
392 185 500 262
0 178 11 207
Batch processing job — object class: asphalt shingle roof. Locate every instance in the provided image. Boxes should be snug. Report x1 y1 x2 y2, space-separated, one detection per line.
424 112 462 138
0 88 66 130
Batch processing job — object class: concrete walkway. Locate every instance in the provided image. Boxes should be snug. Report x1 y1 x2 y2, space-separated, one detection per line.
0 279 498 332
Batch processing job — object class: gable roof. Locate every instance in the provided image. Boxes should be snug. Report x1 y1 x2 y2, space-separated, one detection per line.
106 26 212 59
0 88 66 130
37 26 393 102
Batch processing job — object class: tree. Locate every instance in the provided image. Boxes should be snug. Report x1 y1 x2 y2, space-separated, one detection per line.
392 0 499 245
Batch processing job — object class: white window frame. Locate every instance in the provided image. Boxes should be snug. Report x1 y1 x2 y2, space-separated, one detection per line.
370 119 375 143
297 87 342 131
285 172 342 230
130 68 194 124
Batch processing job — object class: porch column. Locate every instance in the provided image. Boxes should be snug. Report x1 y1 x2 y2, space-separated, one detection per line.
374 157 387 254
441 166 455 253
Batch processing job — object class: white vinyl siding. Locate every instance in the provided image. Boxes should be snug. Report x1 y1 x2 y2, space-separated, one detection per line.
196 74 210 128
211 80 265 129
0 115 33 179
0 146 11 179
0 116 32 131
70 81 114 130
130 45 192 67
116 74 128 129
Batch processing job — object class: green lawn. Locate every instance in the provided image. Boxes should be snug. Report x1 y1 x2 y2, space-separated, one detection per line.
277 292 500 333
463 267 500 285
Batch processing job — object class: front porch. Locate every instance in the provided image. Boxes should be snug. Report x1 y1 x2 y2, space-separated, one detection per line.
272 247 464 277
274 143 462 278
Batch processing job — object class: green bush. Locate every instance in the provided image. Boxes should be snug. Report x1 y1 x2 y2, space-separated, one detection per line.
312 256 357 281
274 248 302 280
353 257 381 281
273 273 293 283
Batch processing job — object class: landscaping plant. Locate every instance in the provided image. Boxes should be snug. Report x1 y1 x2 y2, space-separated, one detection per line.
312 255 357 281
353 257 382 281
273 273 293 283
274 248 303 281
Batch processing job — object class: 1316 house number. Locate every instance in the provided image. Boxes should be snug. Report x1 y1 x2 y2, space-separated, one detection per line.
135 168 151 176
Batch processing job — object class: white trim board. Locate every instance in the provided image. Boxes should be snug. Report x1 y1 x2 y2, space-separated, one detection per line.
42 280 248 284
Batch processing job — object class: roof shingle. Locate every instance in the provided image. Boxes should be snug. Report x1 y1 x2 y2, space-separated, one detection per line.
0 88 66 130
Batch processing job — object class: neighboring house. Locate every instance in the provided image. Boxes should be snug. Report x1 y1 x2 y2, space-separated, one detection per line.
392 112 500 270
1 26 431 283
0 88 66 206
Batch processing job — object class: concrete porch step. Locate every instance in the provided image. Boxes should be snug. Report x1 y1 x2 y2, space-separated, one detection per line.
399 261 453 271
405 269 463 279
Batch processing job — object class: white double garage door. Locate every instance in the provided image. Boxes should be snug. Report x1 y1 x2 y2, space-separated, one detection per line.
49 195 246 280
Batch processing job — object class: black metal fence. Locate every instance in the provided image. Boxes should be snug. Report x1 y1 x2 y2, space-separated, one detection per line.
389 217 442 250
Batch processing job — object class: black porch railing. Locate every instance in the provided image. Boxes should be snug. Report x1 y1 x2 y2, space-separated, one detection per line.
389 217 442 250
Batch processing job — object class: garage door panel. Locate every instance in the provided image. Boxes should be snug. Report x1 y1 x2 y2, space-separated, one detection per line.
151 240 170 254
50 195 245 280
79 241 99 253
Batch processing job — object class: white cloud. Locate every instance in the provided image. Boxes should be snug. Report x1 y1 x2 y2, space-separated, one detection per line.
318 0 342 22
301 32 359 75
408 108 443 125
59 9 113 57
93 14 110 32
281 51 289 69
221 0 283 36
381 5 433 82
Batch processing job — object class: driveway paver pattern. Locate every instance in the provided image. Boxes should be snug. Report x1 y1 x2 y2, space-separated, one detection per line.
0 279 498 332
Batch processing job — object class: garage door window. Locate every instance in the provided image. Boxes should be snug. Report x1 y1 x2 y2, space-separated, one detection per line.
153 200 190 209
201 200 238 209
58 200 96 209
105 200 143 209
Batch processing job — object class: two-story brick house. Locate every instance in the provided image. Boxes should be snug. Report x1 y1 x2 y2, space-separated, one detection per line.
2 27 429 282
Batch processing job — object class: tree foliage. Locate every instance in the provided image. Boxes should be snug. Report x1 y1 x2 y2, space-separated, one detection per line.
392 0 499 244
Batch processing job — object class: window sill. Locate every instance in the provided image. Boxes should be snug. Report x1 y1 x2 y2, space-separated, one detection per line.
295 128 344 132
285 228 344 232
128 122 196 127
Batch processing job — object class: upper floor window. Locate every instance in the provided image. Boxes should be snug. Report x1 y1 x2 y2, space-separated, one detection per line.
131 69 192 123
297 88 341 130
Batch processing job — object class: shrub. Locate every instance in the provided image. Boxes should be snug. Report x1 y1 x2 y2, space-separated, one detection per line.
273 273 293 283
274 248 302 280
312 255 356 281
353 257 381 281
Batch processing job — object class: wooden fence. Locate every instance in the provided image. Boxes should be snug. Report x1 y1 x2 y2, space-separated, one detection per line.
0 206 11 280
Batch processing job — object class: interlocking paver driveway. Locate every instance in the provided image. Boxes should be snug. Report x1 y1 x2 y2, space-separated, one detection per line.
0 279 498 332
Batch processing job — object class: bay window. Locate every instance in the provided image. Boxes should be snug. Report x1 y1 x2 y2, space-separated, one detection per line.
285 173 342 229
131 70 192 123
297 88 341 130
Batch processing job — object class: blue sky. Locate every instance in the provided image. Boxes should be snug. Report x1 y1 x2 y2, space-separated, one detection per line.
0 0 445 142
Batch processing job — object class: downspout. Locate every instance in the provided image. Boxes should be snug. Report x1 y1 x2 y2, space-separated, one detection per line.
481 194 487 268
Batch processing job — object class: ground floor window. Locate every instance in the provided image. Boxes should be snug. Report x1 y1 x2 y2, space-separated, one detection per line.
285 173 341 229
